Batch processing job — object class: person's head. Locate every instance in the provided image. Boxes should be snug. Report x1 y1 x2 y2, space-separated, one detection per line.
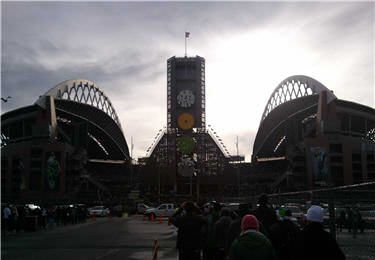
238 203 250 217
203 203 212 215
212 201 221 212
182 201 194 213
306 205 324 223
258 194 268 206
241 214 259 231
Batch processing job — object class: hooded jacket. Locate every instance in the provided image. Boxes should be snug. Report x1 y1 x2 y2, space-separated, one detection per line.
229 230 277 260
294 222 345 260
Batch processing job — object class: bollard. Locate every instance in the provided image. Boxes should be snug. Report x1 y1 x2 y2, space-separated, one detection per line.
159 215 162 224
151 214 154 222
152 239 158 259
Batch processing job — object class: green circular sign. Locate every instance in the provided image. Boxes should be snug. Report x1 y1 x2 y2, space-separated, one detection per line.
177 136 196 154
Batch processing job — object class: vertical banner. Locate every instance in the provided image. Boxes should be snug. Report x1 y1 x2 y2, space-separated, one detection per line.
45 152 61 191
310 147 328 186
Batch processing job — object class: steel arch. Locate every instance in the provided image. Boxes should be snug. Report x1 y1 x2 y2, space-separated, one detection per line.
261 75 337 123
35 79 122 129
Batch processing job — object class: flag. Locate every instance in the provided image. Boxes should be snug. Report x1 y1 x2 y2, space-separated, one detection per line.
185 32 190 38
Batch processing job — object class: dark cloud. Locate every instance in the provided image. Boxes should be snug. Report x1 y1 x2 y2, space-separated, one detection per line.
2 2 373 160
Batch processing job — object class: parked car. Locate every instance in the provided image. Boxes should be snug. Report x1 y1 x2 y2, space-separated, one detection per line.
89 206 110 217
137 203 150 214
144 203 176 217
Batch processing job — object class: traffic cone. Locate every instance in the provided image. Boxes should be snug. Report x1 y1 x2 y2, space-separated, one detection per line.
152 240 158 259
142 215 146 221
92 214 96 222
136 213 138 219
108 214 112 220
151 214 154 222
168 218 171 226
159 215 162 224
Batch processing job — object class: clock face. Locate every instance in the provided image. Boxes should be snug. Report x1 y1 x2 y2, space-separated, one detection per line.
177 113 195 130
177 89 195 108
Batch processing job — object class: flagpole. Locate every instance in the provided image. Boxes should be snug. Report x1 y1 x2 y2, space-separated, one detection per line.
185 33 187 57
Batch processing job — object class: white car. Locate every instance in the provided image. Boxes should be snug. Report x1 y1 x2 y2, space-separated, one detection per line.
145 203 176 217
89 206 110 217
137 203 150 214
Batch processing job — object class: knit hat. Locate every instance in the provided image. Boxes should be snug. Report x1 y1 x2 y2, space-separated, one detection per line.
241 214 259 230
306 205 324 223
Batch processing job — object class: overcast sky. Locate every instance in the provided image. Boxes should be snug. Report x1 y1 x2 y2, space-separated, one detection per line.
1 1 374 161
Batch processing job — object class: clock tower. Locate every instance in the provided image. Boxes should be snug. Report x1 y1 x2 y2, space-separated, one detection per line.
142 55 230 199
167 56 206 132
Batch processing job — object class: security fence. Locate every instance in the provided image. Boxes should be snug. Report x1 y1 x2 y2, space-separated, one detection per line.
267 182 375 260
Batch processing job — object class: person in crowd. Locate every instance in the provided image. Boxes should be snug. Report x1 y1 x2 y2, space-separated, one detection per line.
337 209 346 232
346 207 353 233
202 203 216 260
214 207 232 260
269 209 299 260
294 205 345 260
254 194 278 235
3 204 12 235
227 203 269 253
352 206 363 237
17 205 26 232
10 205 19 233
170 201 206 260
41 207 47 229
229 214 277 260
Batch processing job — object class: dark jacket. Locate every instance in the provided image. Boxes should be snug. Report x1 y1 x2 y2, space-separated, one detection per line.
254 205 278 234
229 231 277 260
214 215 232 249
269 218 299 260
170 213 206 250
294 222 345 260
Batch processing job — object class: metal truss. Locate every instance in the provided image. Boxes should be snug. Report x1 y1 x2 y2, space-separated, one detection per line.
35 79 122 129
364 128 375 144
261 75 337 123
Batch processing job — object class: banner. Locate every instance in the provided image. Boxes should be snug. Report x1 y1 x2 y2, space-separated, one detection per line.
45 152 61 191
310 147 328 186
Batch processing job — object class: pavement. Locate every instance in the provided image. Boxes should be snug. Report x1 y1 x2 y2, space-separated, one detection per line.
2 216 374 260
335 229 375 260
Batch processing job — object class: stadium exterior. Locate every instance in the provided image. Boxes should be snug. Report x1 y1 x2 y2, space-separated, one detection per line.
249 75 375 194
1 79 131 204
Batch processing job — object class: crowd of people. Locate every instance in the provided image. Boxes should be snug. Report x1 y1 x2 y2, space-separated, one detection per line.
170 194 346 260
2 204 90 235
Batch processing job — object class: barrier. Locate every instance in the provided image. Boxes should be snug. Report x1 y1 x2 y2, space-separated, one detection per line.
152 239 158 259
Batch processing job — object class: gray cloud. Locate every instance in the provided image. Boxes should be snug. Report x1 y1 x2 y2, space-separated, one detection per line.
2 1 373 161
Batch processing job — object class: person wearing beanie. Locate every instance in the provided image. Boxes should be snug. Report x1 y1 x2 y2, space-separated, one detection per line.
229 214 277 260
294 205 345 260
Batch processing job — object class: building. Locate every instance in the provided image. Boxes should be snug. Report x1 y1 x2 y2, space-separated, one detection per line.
250 75 375 193
1 79 131 204
140 56 238 201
